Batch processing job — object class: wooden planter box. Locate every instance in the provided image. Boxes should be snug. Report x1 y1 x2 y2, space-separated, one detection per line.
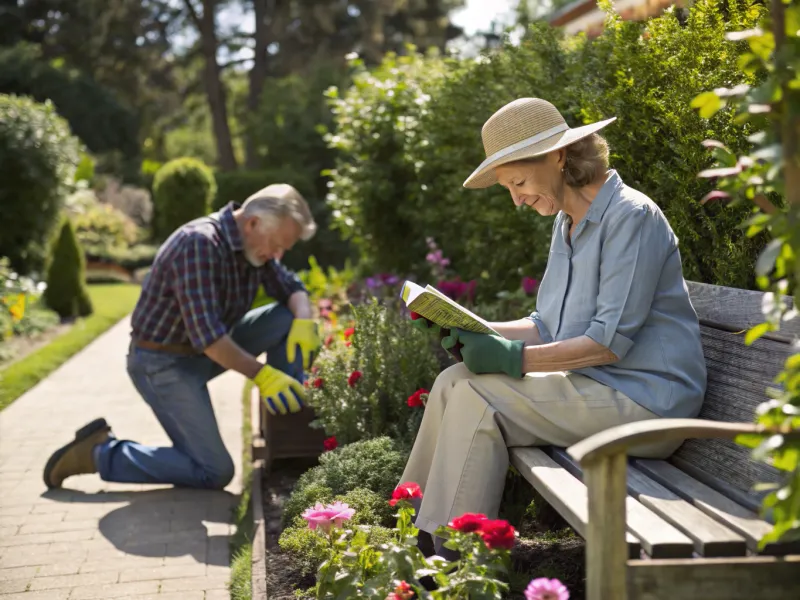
250 384 328 471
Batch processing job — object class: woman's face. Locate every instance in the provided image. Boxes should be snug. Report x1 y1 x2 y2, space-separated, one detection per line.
494 150 564 216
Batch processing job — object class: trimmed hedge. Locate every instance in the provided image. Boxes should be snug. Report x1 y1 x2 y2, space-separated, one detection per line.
43 218 93 319
325 0 766 296
152 157 217 240
0 94 81 276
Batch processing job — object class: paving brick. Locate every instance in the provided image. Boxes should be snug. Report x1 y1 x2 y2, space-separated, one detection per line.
0 525 19 537
0 589 70 600
28 571 119 591
124 593 205 600
19 519 98 535
0 528 95 547
118 563 207 583
0 506 31 518
0 577 30 594
79 556 163 574
0 566 39 580
159 575 230 593
204 591 232 600
69 580 161 599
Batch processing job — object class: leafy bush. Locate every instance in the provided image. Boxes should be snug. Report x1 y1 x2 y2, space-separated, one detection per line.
67 190 141 257
307 301 440 446
0 43 139 169
95 177 154 228
42 218 93 319
325 0 765 294
152 157 216 240
0 94 81 275
282 437 408 527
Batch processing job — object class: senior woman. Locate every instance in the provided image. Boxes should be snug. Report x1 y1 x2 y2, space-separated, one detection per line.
401 97 707 555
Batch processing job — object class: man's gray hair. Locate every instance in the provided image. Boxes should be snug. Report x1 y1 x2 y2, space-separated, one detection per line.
241 183 317 241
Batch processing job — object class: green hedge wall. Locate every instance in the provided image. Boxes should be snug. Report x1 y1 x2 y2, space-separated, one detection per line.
325 0 766 297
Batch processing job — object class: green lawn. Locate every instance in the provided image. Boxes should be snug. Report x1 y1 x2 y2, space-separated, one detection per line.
0 283 141 411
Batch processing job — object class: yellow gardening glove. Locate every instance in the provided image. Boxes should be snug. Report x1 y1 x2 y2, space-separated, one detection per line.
286 318 321 370
253 365 306 416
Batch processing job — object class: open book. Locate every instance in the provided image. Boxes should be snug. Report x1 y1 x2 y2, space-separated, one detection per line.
400 281 500 336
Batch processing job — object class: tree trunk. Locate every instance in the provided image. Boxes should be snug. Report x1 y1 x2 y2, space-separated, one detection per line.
189 0 237 171
245 0 269 169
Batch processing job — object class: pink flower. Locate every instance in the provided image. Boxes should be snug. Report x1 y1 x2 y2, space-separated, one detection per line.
301 501 355 533
521 276 539 296
524 577 569 600
389 482 423 507
323 436 338 451
407 388 429 407
347 370 362 386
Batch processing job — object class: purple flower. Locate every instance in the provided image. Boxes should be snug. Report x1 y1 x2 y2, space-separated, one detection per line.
522 276 539 296
524 577 569 600
365 277 380 289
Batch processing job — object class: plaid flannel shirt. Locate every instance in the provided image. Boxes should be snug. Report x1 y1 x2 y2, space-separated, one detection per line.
130 202 307 350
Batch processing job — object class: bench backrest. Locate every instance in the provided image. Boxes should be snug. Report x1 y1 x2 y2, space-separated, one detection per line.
674 282 795 510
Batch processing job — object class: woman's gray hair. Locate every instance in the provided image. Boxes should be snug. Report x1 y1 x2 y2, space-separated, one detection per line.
241 183 317 241
519 133 610 188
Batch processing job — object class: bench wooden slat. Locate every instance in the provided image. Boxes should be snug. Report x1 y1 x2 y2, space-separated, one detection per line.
686 281 799 343
509 448 641 558
633 458 800 555
627 555 800 600
545 448 694 558
624 462 747 557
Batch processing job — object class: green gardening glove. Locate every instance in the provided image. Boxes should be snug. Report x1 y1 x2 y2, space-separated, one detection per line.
441 328 525 378
253 365 306 416
410 312 441 335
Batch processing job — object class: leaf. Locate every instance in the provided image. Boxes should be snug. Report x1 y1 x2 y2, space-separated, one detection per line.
752 434 785 462
736 432 766 449
726 28 764 41
755 238 784 277
701 190 731 204
698 166 742 178
772 446 800 472
691 91 725 119
745 322 773 345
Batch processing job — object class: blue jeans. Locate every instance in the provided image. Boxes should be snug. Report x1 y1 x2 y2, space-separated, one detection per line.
95 303 303 489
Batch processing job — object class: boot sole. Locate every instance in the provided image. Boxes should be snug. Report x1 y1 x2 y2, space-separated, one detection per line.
43 418 110 489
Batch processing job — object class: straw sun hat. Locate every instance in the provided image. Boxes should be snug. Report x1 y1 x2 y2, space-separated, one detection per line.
463 98 616 189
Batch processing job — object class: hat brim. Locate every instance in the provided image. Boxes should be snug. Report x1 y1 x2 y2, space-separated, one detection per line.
462 117 617 189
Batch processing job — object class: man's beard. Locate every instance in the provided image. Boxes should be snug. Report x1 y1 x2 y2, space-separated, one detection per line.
243 247 266 267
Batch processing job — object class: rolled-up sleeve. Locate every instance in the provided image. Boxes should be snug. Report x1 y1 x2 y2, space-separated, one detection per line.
584 206 670 360
527 311 554 343
171 234 228 350
261 259 307 304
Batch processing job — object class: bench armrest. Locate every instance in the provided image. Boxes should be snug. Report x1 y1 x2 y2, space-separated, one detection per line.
568 418 763 466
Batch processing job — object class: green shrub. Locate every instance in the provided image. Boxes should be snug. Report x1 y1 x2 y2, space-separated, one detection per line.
307 301 440 446
282 437 408 526
43 218 93 319
0 94 81 275
69 195 141 257
152 157 216 240
325 0 765 294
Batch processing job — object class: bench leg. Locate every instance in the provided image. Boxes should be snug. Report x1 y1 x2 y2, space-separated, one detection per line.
585 452 628 600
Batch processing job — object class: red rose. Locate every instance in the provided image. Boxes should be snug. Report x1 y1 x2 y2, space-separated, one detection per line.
407 388 429 408
410 311 422 320
347 371 363 387
323 436 338 451
389 482 423 506
345 341 352 347
344 326 355 340
449 512 488 533
313 377 324 389
325 335 334 347
478 519 516 550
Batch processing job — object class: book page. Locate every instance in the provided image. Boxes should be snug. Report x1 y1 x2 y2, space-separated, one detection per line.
400 281 499 335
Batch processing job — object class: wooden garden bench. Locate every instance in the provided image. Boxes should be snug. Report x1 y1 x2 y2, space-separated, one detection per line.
509 281 800 600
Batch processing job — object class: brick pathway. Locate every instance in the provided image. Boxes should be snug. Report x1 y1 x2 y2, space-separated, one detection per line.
0 317 245 599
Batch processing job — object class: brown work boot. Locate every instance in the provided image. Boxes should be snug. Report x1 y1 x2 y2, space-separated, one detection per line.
43 418 111 489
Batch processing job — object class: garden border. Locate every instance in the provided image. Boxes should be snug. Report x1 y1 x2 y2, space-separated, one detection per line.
250 386 269 600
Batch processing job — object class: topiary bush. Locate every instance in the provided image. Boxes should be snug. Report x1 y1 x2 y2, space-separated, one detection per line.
152 157 216 240
43 218 93 319
325 0 765 294
281 437 408 527
0 94 81 275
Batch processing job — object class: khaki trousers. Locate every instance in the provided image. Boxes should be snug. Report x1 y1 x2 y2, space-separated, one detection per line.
400 363 682 535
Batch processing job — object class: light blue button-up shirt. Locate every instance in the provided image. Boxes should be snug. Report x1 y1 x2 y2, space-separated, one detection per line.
528 170 707 418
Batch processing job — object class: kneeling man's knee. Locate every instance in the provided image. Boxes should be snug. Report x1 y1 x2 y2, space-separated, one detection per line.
204 454 235 490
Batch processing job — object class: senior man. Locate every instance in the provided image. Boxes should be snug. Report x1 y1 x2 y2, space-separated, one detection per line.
43 183 321 490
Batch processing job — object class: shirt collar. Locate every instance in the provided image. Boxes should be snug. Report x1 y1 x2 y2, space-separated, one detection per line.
584 169 624 223
218 202 244 252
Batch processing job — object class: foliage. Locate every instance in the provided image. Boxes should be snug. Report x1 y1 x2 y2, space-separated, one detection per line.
283 437 408 527
66 189 141 257
691 0 800 547
0 93 81 275
152 157 216 240
42 218 93 319
0 284 140 412
0 258 55 344
95 177 154 228
325 1 766 296
306 300 440 446
299 498 517 599
0 43 139 171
